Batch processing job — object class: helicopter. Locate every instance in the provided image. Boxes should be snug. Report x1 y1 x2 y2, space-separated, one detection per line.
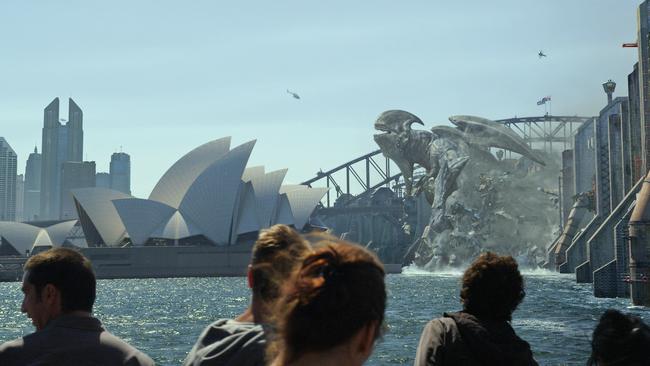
538 50 547 58
286 89 301 100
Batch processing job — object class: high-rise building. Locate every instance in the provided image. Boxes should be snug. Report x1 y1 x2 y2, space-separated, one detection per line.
23 146 41 221
60 161 95 219
0 137 17 221
40 97 83 219
638 2 650 172
110 152 131 194
629 63 642 182
95 172 111 189
15 174 24 222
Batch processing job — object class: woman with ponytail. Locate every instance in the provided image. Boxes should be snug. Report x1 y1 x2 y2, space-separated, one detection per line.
270 235 386 366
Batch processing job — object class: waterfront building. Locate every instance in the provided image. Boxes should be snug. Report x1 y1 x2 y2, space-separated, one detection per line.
0 220 77 256
60 161 95 219
23 147 41 221
628 64 642 183
15 174 24 222
72 137 327 247
95 172 111 189
0 138 17 221
109 152 130 194
638 1 650 172
560 150 574 225
40 97 83 220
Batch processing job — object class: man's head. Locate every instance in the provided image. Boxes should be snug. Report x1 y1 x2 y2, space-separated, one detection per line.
21 247 96 330
460 252 524 321
248 225 311 305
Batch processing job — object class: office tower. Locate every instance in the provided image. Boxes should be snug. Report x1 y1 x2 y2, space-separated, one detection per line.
23 146 41 221
638 2 650 172
40 97 84 219
60 161 95 219
95 172 111 189
110 152 131 194
15 174 24 221
0 137 17 221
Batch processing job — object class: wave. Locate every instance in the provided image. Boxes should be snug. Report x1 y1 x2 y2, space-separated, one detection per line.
401 264 563 277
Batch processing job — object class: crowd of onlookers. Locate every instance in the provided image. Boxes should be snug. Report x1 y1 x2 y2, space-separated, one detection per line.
0 224 648 365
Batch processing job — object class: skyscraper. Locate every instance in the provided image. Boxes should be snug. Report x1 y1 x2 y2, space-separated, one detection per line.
40 97 84 219
638 2 650 172
15 174 24 222
110 152 131 194
23 146 41 221
0 137 17 221
60 161 95 219
95 172 111 189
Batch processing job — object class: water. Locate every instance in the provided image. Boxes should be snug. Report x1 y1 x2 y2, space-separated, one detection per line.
1 270 648 365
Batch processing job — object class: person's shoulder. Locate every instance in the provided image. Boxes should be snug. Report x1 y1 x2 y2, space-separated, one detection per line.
0 337 27 365
99 331 155 366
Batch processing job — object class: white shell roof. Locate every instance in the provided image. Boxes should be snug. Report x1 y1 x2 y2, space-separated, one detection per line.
149 137 231 208
273 193 294 226
45 220 78 246
284 186 328 230
250 169 287 227
33 230 53 248
232 182 260 239
112 198 176 246
71 188 132 246
179 140 256 245
0 222 42 254
242 166 264 182
150 210 201 240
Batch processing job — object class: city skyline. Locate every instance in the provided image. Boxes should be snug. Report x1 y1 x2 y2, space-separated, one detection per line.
0 1 640 198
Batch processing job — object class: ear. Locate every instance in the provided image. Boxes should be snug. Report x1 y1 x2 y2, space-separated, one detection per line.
354 321 379 360
42 284 62 311
247 265 253 289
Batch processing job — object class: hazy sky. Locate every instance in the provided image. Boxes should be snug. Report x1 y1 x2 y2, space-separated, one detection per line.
0 1 641 198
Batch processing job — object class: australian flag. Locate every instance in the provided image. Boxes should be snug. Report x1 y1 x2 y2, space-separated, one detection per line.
536 96 551 105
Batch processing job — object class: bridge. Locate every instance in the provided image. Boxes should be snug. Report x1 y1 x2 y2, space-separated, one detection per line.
302 115 593 208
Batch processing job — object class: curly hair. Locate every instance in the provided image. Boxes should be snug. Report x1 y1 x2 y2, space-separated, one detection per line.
460 252 524 321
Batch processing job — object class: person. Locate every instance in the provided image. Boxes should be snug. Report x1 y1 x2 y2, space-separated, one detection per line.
587 309 650 366
269 235 386 366
414 252 537 366
0 247 154 366
183 224 311 366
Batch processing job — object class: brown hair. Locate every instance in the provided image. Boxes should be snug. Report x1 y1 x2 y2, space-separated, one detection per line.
24 247 96 312
250 224 311 302
460 252 524 321
276 235 386 362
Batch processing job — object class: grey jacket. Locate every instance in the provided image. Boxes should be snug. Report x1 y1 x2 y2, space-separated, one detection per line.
0 314 154 366
183 319 266 366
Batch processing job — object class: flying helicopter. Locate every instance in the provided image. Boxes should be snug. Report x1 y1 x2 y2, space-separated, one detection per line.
538 50 547 58
286 89 300 100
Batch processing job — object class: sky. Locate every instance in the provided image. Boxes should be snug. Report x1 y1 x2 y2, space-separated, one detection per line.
0 0 641 198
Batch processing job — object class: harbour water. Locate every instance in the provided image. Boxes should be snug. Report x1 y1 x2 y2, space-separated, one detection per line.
1 269 648 365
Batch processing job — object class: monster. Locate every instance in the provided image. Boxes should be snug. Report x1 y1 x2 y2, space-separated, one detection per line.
373 110 546 267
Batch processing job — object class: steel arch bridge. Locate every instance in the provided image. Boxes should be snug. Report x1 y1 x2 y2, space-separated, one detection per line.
303 115 594 208
495 115 594 153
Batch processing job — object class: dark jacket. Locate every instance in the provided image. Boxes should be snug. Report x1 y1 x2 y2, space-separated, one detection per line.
414 311 538 366
0 314 154 366
183 319 266 366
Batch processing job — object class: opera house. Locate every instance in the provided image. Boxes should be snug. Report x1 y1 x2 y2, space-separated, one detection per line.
0 137 327 279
